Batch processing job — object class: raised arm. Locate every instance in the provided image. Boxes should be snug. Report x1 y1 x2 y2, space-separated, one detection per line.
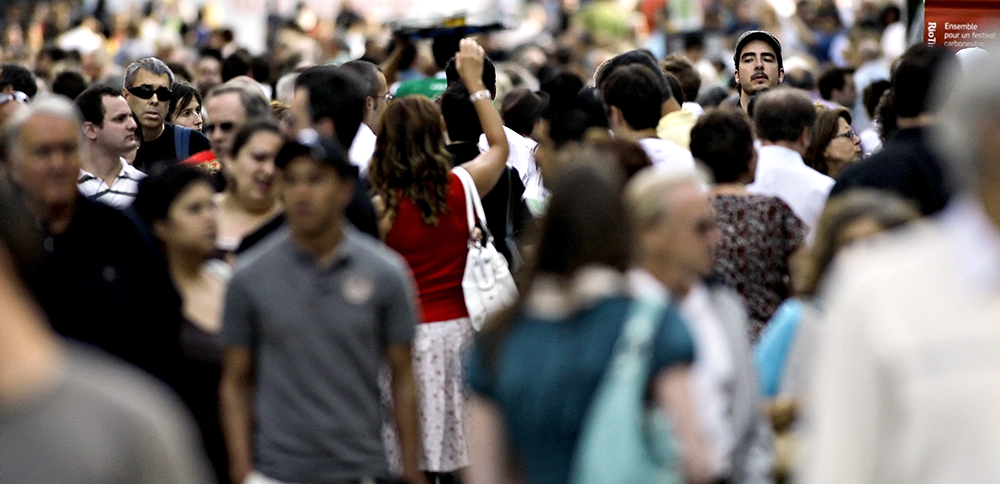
453 38 508 196
379 35 410 87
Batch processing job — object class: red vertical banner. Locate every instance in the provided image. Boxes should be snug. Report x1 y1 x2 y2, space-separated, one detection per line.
925 0 1000 48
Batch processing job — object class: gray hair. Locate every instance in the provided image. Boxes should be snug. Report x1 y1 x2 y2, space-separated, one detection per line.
932 42 1000 193
275 72 299 105
205 82 271 120
124 57 175 89
2 94 83 164
623 166 708 230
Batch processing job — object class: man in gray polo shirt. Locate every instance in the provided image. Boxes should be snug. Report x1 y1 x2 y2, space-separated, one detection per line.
219 139 426 484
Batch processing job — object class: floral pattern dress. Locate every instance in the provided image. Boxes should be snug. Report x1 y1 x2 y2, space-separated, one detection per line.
711 194 805 340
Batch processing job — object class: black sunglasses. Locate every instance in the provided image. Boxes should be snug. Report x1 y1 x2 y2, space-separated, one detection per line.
204 122 235 134
127 85 173 101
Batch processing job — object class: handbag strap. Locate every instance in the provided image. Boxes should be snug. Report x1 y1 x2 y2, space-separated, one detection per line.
611 296 668 368
452 166 495 242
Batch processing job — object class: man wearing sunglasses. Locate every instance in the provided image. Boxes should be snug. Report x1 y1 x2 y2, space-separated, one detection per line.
203 81 271 163
123 57 210 175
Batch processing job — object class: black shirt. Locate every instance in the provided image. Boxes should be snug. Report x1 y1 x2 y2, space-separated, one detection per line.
831 127 950 215
34 196 185 389
133 123 211 176
446 143 528 270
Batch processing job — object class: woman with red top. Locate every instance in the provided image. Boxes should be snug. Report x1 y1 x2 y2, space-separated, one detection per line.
369 38 508 483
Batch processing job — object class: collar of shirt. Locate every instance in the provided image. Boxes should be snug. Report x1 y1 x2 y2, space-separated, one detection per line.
78 158 144 184
682 102 704 117
525 265 628 320
287 225 362 273
940 194 1000 294
756 144 806 167
658 108 697 127
626 267 672 302
349 123 377 174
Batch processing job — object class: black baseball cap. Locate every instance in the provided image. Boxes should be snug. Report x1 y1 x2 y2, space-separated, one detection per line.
275 136 357 180
734 30 783 69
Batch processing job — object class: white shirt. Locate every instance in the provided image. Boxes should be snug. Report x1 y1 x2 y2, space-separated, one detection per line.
747 144 834 238
348 123 377 175
859 126 882 156
636 137 696 174
682 101 704 118
801 196 1000 483
628 269 736 478
478 126 546 204
78 158 146 209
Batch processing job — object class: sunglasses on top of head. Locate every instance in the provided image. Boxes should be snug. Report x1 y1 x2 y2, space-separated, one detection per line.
127 85 174 101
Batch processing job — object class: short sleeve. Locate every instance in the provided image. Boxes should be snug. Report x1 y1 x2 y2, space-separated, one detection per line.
379 256 418 346
220 274 257 348
650 303 695 371
754 298 805 397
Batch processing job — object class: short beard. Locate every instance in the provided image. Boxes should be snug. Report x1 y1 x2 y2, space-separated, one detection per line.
740 82 774 96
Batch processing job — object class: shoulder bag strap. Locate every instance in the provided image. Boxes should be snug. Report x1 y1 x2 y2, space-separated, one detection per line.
174 125 193 161
180 127 191 160
174 125 183 160
453 166 495 241
613 297 667 363
452 166 477 237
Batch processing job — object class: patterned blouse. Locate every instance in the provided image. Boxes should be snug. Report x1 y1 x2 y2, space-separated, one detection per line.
711 193 805 340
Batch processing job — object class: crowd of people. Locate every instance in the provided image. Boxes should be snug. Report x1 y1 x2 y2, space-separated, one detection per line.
2 0 1000 483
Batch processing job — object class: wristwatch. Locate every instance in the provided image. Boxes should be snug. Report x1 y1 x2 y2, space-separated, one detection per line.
469 89 491 103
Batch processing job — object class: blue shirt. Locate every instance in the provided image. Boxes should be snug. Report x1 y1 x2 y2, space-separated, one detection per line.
465 295 694 484
754 298 806 396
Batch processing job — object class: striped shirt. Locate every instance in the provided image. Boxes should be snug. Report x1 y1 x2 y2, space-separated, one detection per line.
78 158 147 209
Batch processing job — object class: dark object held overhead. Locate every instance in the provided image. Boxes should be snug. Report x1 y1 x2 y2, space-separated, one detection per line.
391 12 514 38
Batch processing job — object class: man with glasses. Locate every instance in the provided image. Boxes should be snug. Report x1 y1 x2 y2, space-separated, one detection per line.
203 81 271 165
341 60 391 174
625 168 775 484
123 57 210 175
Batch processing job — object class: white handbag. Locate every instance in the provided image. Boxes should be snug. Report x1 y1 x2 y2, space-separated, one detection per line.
453 167 519 331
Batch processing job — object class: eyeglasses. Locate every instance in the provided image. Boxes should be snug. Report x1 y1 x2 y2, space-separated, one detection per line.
384 92 394 103
836 129 859 140
204 122 235 134
127 85 173 101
